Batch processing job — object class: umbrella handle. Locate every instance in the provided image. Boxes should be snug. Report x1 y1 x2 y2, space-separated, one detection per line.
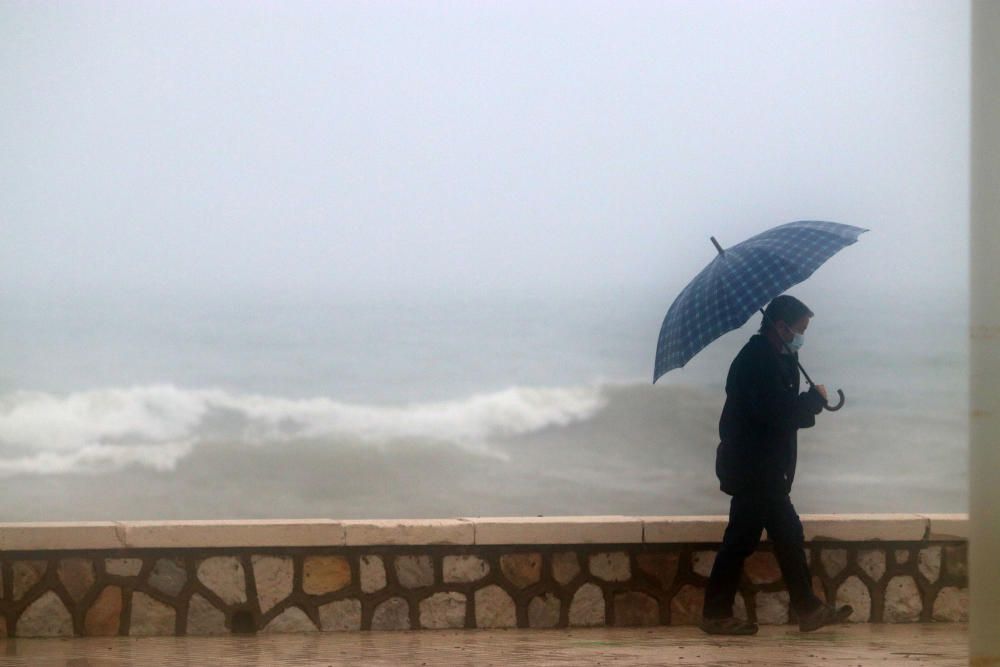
824 389 846 412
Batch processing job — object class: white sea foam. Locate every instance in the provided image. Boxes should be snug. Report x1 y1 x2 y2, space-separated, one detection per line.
0 383 609 475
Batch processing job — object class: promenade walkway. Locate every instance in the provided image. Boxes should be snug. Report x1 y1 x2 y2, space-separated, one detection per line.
0 623 967 666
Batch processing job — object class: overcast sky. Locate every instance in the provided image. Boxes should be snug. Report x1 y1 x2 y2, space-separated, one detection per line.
0 0 969 300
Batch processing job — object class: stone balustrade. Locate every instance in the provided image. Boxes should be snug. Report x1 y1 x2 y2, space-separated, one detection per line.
0 514 967 637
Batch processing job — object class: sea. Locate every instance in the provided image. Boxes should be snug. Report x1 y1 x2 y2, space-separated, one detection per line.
0 282 967 520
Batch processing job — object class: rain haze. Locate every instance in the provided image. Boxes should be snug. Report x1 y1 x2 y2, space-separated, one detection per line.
0 1 969 520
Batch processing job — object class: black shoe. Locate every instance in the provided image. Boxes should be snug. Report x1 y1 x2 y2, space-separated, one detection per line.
699 616 759 635
798 603 853 632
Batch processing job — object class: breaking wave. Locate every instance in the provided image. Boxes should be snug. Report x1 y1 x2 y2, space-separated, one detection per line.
0 383 609 475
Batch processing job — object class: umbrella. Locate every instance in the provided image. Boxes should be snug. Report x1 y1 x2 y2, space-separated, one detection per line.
653 220 868 410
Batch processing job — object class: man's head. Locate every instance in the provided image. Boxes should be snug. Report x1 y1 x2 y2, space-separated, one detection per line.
760 294 814 344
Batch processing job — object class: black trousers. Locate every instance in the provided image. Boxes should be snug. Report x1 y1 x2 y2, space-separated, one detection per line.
703 491 822 619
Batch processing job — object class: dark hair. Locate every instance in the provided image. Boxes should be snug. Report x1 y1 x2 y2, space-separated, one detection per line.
759 295 814 333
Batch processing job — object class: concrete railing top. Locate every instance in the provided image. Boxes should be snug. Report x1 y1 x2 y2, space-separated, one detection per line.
0 514 967 551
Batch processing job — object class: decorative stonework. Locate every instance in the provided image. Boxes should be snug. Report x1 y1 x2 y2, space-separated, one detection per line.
613 591 658 626
394 555 434 589
569 582 605 626
303 556 351 595
106 558 143 577
444 555 489 583
58 558 95 602
500 553 541 588
17 591 73 637
12 561 47 600
84 585 122 636
857 549 886 582
551 552 580 585
187 593 227 635
821 549 847 578
918 547 942 583
836 576 871 622
0 521 969 637
262 606 317 633
251 555 292 614
319 598 362 631
932 587 968 622
360 555 387 592
148 559 186 597
130 592 175 636
197 557 246 605
474 585 516 628
419 592 466 629
371 597 410 630
884 576 922 622
528 593 560 628
755 590 790 624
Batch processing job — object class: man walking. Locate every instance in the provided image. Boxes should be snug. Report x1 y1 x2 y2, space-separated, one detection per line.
699 294 852 635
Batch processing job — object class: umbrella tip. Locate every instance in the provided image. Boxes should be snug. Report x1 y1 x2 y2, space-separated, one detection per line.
710 237 725 255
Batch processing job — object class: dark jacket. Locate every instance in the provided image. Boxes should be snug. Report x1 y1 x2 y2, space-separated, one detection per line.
715 333 826 496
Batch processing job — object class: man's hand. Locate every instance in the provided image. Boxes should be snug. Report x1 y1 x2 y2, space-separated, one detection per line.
814 384 828 402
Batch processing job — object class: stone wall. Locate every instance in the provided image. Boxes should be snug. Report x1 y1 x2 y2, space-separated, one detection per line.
0 514 968 637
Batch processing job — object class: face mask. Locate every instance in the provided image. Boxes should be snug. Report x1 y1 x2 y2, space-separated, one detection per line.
785 331 805 353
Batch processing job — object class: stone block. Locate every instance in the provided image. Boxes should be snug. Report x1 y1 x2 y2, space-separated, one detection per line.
669 584 704 625
920 513 968 540
319 599 362 631
895 549 911 565
186 594 227 635
755 591 789 625
197 557 246 605
744 551 780 585
500 553 541 588
12 560 47 600
105 558 143 577
252 555 293 614
569 582 605 627
394 555 434 589
943 545 967 578
303 556 351 595
16 590 73 637
58 558 95 602
474 584 516 628
551 552 580 585
148 559 187 598
371 597 410 630
691 550 715 578
918 546 942 583
473 516 642 545
836 576 871 622
884 576 922 622
636 552 679 589
262 606 317 633
0 522 123 551
419 592 467 629
130 591 176 636
589 552 630 582
820 549 847 579
121 520 346 548
613 591 659 626
360 555 387 593
85 585 122 636
643 516 727 543
857 549 886 582
443 555 489 583
344 519 473 546
528 593 561 628
801 514 926 541
932 587 968 622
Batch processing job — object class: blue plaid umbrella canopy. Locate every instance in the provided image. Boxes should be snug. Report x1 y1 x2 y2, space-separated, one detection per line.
653 220 867 383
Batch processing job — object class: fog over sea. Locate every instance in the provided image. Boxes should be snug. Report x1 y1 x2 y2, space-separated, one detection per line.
0 280 967 520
